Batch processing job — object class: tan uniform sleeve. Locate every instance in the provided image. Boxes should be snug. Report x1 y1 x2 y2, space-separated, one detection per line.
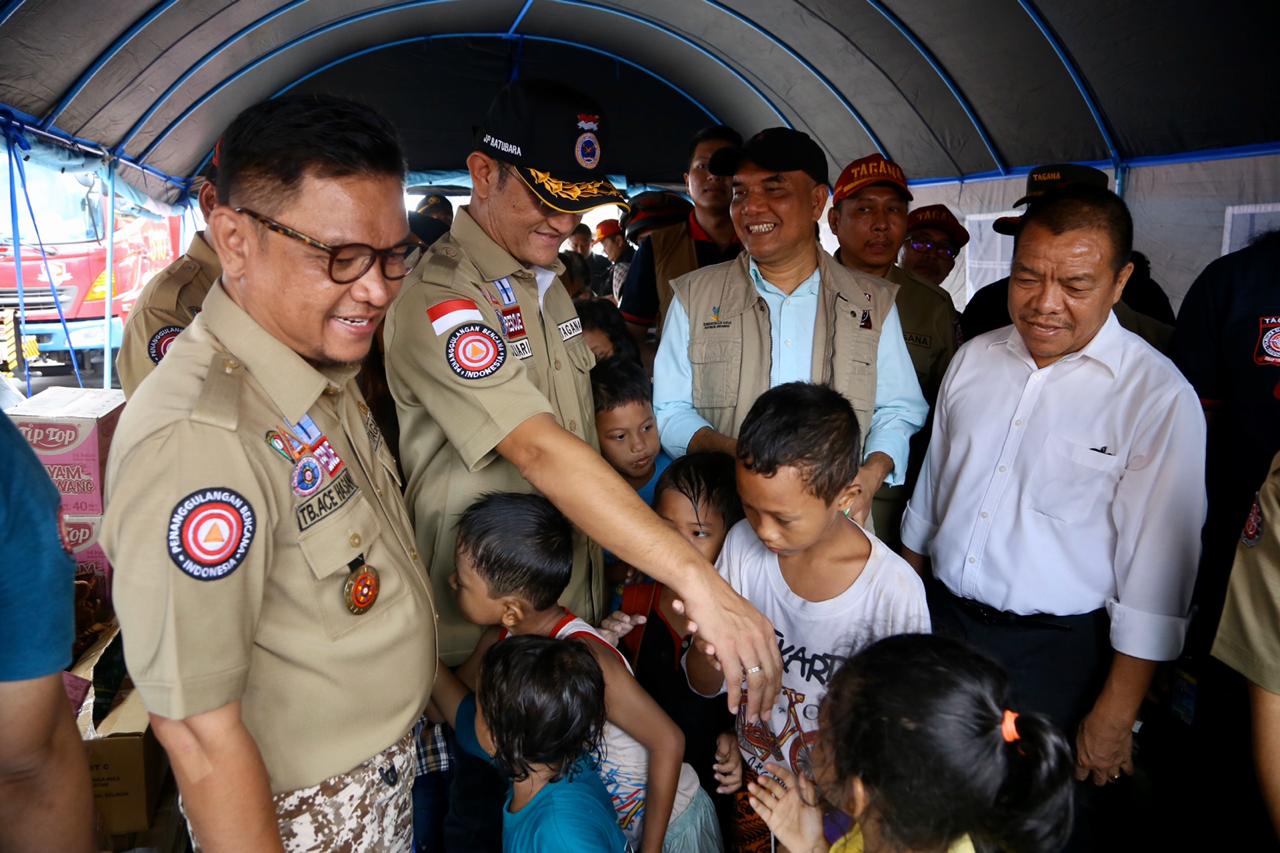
385 271 554 471
102 421 275 720
118 268 199 397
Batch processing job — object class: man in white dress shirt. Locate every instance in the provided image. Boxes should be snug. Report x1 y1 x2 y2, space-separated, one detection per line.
901 183 1205 849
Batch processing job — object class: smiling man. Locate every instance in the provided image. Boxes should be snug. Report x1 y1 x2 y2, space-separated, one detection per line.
653 128 927 528
385 75 781 736
901 183 1206 850
101 95 437 851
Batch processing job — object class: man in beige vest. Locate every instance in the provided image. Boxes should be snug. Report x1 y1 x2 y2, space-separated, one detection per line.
828 155 960 547
654 129 928 525
617 125 743 348
116 164 221 397
385 80 780 707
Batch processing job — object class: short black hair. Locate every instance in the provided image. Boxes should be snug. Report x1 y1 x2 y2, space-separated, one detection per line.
558 251 590 291
480 636 606 783
571 222 592 239
575 300 641 365
590 355 651 414
821 634 1074 853
455 492 572 610
1015 183 1133 273
216 94 405 211
737 382 861 504
687 125 744 169
654 452 743 528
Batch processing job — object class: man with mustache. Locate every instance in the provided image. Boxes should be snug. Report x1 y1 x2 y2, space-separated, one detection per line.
102 94 437 850
901 183 1206 850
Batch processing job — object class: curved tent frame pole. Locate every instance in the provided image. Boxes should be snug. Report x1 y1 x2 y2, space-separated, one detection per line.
102 159 115 390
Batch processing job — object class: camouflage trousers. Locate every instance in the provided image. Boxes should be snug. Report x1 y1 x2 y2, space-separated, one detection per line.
187 730 416 852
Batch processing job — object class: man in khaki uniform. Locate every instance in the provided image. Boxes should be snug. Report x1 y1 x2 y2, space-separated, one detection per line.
1212 450 1280 835
828 154 959 548
654 129 928 527
117 167 221 397
102 95 435 852
385 79 780 698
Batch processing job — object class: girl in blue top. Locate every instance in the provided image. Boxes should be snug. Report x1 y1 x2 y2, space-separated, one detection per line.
432 635 627 853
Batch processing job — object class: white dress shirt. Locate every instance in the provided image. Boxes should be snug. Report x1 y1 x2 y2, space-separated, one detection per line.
901 314 1206 661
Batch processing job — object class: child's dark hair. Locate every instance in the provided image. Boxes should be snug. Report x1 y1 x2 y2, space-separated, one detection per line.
590 356 651 415
479 636 606 783
653 452 743 528
821 634 1074 853
455 492 572 610
736 382 861 504
575 300 641 364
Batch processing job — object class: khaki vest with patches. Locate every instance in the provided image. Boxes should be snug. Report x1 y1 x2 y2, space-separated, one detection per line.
672 250 898 443
651 221 699 332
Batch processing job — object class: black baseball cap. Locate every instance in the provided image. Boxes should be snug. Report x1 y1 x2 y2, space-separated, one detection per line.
994 163 1110 235
475 79 628 214
708 128 829 186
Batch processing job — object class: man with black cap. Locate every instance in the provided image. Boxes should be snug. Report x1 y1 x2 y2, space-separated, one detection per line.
959 164 1173 351
653 129 927 526
416 192 453 227
383 71 782 748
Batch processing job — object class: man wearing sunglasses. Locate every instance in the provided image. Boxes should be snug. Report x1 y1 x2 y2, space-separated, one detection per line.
828 154 960 551
101 94 436 851
901 204 969 289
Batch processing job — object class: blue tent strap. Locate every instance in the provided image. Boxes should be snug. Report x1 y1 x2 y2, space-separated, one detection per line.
3 118 84 390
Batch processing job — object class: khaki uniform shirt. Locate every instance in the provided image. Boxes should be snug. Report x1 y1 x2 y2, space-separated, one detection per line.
1212 450 1280 692
886 264 958 406
102 282 436 794
385 207 601 665
117 232 220 398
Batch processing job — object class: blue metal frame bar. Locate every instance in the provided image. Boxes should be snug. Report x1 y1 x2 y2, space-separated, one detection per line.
0 0 27 29
861 0 1005 174
694 0 885 157
42 0 185 129
1016 0 1120 168
507 0 535 35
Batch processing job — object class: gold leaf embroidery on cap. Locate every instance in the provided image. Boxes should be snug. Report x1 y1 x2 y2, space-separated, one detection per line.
528 169 619 201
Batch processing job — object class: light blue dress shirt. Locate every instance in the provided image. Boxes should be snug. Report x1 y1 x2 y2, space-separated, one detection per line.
653 258 927 486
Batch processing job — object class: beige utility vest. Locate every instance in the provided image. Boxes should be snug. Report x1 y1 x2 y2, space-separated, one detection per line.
651 221 699 332
672 250 898 442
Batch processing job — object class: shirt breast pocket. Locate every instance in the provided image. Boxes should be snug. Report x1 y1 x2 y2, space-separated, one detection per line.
1029 436 1124 523
298 495 404 639
689 339 742 409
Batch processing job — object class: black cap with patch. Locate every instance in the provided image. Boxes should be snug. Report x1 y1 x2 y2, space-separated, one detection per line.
475 79 628 214
707 127 829 187
994 163 1110 235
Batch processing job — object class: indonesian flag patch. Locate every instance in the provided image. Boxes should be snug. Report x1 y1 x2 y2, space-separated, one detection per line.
427 298 485 336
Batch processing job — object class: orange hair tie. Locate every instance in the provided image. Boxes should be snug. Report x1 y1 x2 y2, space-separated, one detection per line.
1001 709 1020 743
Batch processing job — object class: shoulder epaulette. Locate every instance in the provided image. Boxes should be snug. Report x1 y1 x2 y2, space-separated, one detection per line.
190 354 243 431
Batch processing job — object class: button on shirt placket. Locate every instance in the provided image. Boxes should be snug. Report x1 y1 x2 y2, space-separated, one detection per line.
960 361 1050 598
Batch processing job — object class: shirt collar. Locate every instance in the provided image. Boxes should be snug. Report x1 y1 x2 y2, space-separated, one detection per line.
748 257 821 298
994 311 1123 378
188 230 219 270
687 210 740 249
451 205 566 283
200 281 356 422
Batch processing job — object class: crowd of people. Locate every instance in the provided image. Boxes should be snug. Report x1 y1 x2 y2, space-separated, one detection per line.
4 74 1280 853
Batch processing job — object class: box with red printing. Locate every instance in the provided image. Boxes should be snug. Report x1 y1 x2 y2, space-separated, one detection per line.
66 513 114 620
6 387 125 515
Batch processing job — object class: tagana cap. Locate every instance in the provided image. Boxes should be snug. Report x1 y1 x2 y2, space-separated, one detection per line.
832 154 912 205
907 204 969 250
592 219 622 243
475 78 628 214
993 163 1110 235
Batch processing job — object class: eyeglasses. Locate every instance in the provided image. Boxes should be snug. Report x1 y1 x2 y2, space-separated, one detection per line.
905 237 957 259
235 208 423 284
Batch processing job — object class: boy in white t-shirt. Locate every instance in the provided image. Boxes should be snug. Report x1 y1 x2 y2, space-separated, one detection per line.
683 382 929 849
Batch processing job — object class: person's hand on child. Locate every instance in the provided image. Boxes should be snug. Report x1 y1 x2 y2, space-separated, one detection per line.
597 611 647 646
747 763 826 853
712 732 743 793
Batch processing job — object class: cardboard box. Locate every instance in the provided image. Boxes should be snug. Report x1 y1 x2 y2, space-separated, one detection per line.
5 386 125 515
65 513 113 608
70 625 168 836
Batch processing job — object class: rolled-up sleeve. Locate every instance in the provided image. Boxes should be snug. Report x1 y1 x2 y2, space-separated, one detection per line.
1107 383 1207 660
864 305 928 486
653 294 713 458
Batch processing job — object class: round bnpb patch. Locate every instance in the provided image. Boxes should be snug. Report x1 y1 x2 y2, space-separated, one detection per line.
574 132 600 169
167 488 256 580
147 325 184 364
446 323 506 380
344 565 381 615
291 456 324 497
1264 328 1280 360
1242 494 1264 548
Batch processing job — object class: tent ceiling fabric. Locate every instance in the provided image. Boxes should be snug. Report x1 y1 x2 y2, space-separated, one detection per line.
1 0 1276 205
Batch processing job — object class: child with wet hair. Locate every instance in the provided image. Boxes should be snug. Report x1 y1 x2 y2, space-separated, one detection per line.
431 635 626 851
747 634 1075 853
